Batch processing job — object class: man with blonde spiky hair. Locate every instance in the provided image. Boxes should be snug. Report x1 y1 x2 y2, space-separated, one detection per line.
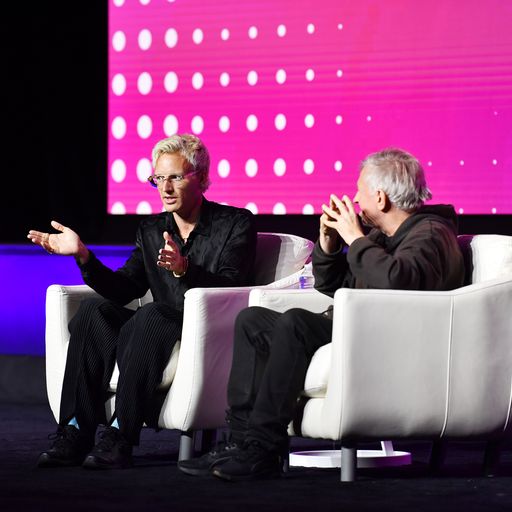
28 134 256 470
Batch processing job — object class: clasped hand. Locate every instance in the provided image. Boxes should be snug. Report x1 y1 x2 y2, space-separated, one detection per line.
320 194 364 248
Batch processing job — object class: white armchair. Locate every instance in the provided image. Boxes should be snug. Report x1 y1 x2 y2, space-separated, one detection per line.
248 234 512 481
45 232 313 459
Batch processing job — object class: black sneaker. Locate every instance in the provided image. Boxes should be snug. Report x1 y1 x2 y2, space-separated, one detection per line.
212 440 281 481
82 426 133 470
178 440 240 476
37 425 94 468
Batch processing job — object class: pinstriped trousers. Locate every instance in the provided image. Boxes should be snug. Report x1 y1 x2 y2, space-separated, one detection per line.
59 298 182 445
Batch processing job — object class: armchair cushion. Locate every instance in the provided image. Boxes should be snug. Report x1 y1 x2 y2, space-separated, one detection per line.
303 343 331 398
108 341 181 392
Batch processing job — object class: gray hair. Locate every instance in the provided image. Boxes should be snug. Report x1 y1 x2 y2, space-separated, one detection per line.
361 148 432 212
151 134 211 191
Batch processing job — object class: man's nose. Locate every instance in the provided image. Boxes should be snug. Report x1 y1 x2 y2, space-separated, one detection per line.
163 178 175 191
353 192 359 204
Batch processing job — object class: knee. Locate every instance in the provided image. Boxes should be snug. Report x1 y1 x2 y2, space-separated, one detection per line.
135 302 178 322
70 298 111 329
235 306 267 331
274 309 309 346
277 308 306 330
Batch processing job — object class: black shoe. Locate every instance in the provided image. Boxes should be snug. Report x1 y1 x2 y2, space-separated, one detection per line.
212 440 281 481
178 439 240 476
82 427 133 470
37 425 94 468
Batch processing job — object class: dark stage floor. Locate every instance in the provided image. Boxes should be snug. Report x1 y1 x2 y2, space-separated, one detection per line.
1 403 512 511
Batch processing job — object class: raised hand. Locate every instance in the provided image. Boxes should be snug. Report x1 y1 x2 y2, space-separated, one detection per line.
157 231 188 276
27 220 89 262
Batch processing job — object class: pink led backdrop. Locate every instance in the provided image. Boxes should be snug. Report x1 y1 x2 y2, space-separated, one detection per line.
108 0 512 215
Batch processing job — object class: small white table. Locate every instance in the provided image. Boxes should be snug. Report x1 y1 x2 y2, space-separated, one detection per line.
289 441 412 468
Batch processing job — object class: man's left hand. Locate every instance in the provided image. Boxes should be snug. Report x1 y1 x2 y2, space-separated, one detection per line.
321 194 365 246
157 232 187 275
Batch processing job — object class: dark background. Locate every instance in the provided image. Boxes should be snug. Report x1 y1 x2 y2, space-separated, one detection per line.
2 2 510 246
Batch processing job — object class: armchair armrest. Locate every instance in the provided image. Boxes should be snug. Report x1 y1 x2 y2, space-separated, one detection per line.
248 288 333 313
158 286 257 430
316 278 512 442
45 285 102 422
45 284 143 422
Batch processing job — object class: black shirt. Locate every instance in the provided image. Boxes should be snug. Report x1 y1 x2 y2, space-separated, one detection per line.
78 198 257 311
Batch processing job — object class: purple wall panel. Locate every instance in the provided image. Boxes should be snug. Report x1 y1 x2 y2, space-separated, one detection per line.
0 246 132 356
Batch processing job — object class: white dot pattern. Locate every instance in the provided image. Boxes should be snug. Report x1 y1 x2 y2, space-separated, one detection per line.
246 114 258 131
192 28 204 44
218 159 230 178
136 158 152 182
274 158 286 176
111 159 127 183
245 159 258 177
163 114 179 135
192 72 204 90
112 31 126 52
165 28 178 48
108 5 508 215
219 116 230 132
137 72 152 95
137 115 153 139
247 70 258 86
138 29 152 50
191 115 204 134
164 71 179 93
112 73 127 95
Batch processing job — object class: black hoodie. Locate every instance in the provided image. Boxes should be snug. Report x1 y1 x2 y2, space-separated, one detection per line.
313 204 465 297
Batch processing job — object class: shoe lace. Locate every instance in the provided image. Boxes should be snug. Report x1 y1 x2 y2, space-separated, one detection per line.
95 427 120 451
208 433 238 456
237 439 268 462
47 425 80 449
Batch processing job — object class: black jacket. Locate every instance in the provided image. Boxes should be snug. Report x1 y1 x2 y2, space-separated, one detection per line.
313 204 465 297
78 199 257 310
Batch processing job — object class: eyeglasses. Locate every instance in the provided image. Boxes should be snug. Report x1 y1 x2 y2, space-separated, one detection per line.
147 170 201 188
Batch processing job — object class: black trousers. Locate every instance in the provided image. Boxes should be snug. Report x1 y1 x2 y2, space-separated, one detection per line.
59 298 183 445
226 306 333 452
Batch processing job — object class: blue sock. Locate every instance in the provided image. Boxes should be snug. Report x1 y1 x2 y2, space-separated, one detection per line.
67 417 79 430
111 418 119 429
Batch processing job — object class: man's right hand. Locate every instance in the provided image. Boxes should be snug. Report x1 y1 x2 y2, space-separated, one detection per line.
27 220 90 264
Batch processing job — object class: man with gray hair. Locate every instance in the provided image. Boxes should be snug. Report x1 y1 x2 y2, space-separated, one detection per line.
28 134 256 469
179 147 465 481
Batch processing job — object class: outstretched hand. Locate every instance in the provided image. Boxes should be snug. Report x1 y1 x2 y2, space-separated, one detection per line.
321 194 364 247
27 220 89 262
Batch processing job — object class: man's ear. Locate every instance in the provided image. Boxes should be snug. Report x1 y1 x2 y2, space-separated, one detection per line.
198 171 209 192
377 189 391 212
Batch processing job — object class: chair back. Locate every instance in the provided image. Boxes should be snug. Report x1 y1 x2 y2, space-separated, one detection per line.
253 232 314 285
458 234 512 285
